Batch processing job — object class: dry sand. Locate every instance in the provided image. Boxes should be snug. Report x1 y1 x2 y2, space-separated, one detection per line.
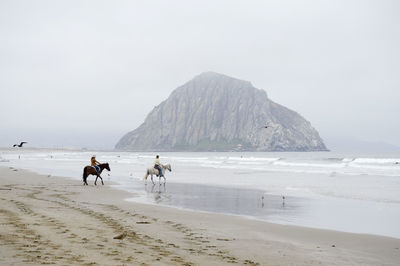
0 166 399 265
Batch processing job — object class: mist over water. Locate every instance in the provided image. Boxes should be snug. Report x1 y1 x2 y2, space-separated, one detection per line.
1 149 400 238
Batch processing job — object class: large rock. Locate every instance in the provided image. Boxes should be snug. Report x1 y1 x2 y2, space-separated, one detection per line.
115 72 328 151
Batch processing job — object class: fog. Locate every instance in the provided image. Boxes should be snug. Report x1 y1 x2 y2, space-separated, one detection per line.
1 0 399 150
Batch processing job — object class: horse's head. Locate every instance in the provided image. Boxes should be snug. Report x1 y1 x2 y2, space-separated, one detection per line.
164 164 171 172
104 163 111 171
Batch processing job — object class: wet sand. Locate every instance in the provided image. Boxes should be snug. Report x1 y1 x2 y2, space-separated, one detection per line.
1 166 400 265
125 181 304 221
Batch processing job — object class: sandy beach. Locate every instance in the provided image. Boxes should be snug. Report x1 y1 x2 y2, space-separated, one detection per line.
1 166 399 265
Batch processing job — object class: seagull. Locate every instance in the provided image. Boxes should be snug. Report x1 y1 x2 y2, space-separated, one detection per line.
13 142 27 147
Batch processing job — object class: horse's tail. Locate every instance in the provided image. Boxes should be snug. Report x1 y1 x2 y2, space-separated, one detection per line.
143 169 149 181
83 167 86 181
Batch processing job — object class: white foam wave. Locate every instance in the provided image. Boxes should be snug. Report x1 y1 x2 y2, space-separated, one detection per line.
226 157 281 162
272 161 345 169
352 158 400 164
342 158 355 163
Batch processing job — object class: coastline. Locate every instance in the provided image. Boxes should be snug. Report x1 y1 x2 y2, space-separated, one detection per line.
1 166 399 265
3 148 400 239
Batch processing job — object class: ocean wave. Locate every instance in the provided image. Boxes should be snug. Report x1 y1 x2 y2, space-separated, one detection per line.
272 161 345 168
347 163 400 172
342 158 355 163
225 157 281 162
44 158 87 162
351 158 400 164
165 156 210 161
324 157 345 161
285 186 312 193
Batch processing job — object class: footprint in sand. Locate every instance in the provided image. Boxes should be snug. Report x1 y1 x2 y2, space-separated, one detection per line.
113 232 127 240
136 221 150 224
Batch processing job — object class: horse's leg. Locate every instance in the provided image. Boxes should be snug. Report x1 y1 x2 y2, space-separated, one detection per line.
83 168 88 185
159 168 165 183
99 175 104 185
162 175 166 183
95 175 98 185
151 174 155 185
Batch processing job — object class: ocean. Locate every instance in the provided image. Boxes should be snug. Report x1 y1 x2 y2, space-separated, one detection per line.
1 149 400 239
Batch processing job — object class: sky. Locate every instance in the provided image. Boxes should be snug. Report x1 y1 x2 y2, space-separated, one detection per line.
0 0 399 150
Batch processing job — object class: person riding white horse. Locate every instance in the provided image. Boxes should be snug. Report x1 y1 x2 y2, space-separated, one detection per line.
143 162 172 184
154 155 163 178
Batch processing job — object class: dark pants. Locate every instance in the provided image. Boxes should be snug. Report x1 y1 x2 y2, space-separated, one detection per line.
156 165 162 176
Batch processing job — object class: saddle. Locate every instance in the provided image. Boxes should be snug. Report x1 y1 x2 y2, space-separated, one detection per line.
154 164 162 177
93 165 100 173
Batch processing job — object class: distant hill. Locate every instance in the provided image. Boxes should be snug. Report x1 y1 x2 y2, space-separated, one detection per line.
115 72 328 151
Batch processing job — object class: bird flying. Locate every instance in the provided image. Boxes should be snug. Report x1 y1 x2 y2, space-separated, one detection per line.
13 142 27 147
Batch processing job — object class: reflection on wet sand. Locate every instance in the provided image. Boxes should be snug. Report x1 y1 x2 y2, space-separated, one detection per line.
145 183 169 204
141 182 302 220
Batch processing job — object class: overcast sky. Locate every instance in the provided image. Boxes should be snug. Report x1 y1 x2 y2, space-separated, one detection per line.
1 0 399 149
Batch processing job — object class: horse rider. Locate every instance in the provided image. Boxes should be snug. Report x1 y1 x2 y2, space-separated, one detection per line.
91 155 101 173
154 155 163 177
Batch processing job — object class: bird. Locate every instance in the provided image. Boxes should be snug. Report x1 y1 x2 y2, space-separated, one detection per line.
13 142 27 147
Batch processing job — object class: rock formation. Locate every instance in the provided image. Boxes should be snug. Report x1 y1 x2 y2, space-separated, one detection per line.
115 72 328 151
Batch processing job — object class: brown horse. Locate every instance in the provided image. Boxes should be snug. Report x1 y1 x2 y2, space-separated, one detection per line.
82 163 110 186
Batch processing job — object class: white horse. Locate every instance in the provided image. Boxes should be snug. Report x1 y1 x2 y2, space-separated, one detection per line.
143 164 172 184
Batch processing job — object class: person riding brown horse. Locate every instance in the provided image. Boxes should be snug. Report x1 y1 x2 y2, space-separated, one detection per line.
91 155 101 173
83 161 110 186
